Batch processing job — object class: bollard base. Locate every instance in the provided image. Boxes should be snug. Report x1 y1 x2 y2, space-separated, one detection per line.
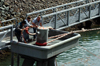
36 42 47 46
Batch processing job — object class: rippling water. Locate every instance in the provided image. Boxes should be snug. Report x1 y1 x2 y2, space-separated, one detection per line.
57 30 100 66
0 30 100 66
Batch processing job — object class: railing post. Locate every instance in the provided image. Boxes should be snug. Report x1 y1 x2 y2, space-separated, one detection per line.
10 26 13 42
54 14 57 29
42 16 44 26
67 11 70 26
53 8 56 27
85 0 88 11
64 6 67 25
89 5 91 18
11 52 14 66
17 54 20 66
78 8 81 22
99 2 100 15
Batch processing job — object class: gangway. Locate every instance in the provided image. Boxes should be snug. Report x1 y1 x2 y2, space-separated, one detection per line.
26 0 100 30
26 0 84 17
42 0 100 29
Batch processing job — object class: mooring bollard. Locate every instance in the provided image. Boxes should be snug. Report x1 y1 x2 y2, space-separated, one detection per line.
36 27 49 46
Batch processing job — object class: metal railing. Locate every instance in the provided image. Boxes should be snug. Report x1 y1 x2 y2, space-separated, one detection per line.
26 0 84 19
42 1 100 30
0 18 17 27
0 25 13 42
0 18 16 47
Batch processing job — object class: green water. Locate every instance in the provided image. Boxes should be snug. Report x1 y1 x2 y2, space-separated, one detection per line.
0 30 100 66
57 30 100 66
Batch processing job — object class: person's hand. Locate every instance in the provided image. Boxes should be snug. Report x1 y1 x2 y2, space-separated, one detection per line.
30 25 33 28
82 28 86 31
20 29 23 31
29 33 36 35
36 25 38 28
0 21 1 23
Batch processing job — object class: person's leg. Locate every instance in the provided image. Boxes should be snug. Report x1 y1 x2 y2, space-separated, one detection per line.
15 31 22 42
33 28 36 40
23 30 27 42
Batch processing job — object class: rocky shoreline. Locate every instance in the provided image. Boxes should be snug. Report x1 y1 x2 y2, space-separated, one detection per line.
0 0 78 21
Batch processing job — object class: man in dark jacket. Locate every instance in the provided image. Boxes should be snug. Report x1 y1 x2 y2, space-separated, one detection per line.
15 21 36 42
15 21 26 42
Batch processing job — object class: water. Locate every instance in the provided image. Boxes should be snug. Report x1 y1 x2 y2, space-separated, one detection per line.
57 30 100 66
0 30 100 66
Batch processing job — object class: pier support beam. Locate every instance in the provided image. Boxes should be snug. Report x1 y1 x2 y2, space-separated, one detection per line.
21 55 56 66
22 59 35 66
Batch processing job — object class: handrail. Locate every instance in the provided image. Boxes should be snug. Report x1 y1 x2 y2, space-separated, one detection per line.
1 18 16 23
26 0 83 16
42 1 100 18
0 18 17 28
0 25 13 31
0 19 14 44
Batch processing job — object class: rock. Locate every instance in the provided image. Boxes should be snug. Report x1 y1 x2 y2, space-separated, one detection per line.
4 2 9 6
37 0 40 2
3 5 6 8
5 7 9 11
41 0 45 2
1 10 4 13
0 7 4 10
0 2 3 7
1 17 5 21
0 0 80 23
1 0 5 2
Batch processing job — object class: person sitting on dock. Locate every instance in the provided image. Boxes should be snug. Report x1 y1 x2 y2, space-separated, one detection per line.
32 15 42 40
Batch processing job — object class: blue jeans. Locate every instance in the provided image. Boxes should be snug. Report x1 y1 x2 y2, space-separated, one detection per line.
33 28 37 39
23 30 29 41
15 30 22 42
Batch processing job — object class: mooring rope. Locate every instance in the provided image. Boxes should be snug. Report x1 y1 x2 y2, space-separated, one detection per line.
47 28 100 59
47 28 100 43
47 32 73 43
79 45 100 59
